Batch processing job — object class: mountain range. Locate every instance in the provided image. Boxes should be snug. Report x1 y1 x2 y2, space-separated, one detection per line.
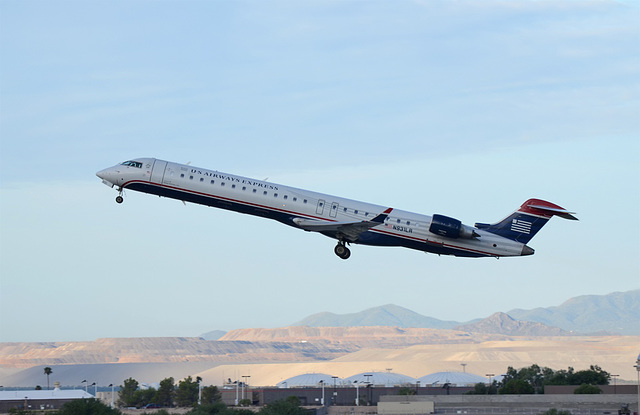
287 290 640 335
1 290 638 387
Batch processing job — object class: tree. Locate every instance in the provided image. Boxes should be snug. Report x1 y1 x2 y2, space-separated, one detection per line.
201 385 221 404
499 379 535 395
574 383 602 394
134 388 157 407
569 366 609 385
44 367 52 390
57 398 122 415
185 402 254 415
176 376 200 407
258 398 311 415
154 377 175 408
397 386 416 395
118 377 139 408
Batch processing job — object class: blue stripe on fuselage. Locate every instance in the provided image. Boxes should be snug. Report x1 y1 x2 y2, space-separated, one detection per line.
125 181 489 258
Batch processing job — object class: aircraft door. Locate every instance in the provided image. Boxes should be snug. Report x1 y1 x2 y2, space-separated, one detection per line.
150 160 167 184
316 199 325 215
330 202 339 218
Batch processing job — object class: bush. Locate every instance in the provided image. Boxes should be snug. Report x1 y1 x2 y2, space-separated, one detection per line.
574 384 602 394
57 398 122 415
540 409 572 415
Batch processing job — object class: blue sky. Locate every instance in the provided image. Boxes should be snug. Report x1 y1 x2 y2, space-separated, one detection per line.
1 0 638 342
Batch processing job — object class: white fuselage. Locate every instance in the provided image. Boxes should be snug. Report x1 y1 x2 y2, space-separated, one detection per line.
97 158 530 258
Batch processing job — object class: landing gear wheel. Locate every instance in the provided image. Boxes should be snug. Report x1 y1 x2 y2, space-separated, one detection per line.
334 243 351 260
116 195 124 204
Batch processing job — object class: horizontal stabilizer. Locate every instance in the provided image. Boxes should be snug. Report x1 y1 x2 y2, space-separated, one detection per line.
526 203 578 221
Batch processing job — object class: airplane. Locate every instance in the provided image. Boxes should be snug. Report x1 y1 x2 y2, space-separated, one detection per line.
97 158 577 260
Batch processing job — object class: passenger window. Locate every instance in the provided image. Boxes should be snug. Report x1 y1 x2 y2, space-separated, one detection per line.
303 199 307 204
293 197 297 202
210 180 215 184
232 184 236 189
274 193 278 198
263 191 268 195
242 186 246 191
189 176 194 180
221 182 225 186
284 195 288 200
181 174 185 178
200 178 204 182
253 189 257 193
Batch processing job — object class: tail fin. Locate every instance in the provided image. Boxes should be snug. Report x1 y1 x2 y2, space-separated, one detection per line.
475 199 578 243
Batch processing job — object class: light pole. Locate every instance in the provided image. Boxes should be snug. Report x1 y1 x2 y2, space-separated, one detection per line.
81 380 87 393
319 380 325 406
108 384 114 408
416 380 420 395
242 376 250 403
485 374 494 395
234 381 239 406
353 381 359 406
461 363 467 373
92 382 97 397
332 376 338 405
634 354 640 412
611 374 619 394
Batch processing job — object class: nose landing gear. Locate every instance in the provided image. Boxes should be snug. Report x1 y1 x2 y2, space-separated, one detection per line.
334 241 351 260
115 188 124 204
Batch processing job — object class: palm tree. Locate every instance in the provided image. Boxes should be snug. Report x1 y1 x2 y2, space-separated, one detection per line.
44 367 52 390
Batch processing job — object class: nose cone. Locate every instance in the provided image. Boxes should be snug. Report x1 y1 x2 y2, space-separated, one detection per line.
96 168 114 182
96 166 120 187
96 168 109 181
521 245 535 256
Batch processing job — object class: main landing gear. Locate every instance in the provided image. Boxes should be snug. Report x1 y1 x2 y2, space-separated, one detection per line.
334 241 351 260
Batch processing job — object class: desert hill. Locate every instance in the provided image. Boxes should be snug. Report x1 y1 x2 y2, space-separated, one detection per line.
292 304 460 329
453 312 570 336
1 326 532 370
0 337 354 369
2 334 639 387
286 290 640 335
218 326 492 346
507 290 640 334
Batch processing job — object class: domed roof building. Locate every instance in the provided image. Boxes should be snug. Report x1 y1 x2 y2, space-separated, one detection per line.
417 371 490 387
344 372 416 387
276 373 341 388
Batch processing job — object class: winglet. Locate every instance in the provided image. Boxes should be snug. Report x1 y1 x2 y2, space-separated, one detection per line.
372 208 393 223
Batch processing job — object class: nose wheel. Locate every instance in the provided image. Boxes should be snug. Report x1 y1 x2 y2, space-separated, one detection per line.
334 242 351 260
115 188 124 204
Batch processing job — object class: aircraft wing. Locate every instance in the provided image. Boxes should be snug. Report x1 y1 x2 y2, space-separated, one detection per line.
293 208 393 242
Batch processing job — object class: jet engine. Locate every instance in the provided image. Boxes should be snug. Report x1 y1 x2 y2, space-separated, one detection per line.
429 214 479 239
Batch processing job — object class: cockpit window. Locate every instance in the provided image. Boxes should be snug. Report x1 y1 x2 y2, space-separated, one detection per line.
121 160 143 168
